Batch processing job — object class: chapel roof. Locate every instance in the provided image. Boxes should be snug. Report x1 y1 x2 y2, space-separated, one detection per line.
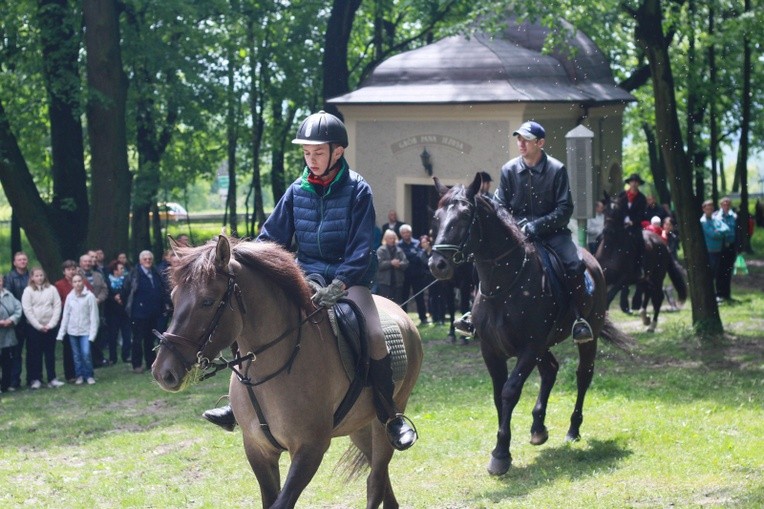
329 18 634 105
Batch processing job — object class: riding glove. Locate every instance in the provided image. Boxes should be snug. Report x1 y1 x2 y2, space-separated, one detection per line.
522 221 538 240
312 278 347 307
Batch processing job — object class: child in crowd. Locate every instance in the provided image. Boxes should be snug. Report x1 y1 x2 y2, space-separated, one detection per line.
21 268 63 389
0 277 22 393
57 274 99 385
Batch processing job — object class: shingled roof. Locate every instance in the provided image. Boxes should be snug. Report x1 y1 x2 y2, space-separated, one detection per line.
329 18 634 105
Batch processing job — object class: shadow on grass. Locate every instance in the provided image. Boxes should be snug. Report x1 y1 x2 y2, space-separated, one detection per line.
477 438 632 503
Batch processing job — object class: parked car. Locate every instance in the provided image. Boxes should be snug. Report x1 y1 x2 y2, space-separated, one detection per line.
157 202 188 222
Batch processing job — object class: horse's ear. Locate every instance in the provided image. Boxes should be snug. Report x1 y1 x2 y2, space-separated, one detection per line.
603 190 610 202
433 177 448 197
168 235 179 249
215 235 231 269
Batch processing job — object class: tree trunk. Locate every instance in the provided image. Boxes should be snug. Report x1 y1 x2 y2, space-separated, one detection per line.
633 0 723 337
734 0 752 254
0 101 63 277
224 46 239 238
38 0 89 260
708 4 719 205
643 122 670 207
83 0 131 261
322 0 362 116
247 19 266 236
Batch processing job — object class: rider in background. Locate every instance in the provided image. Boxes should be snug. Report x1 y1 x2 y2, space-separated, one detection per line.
202 111 417 451
494 120 593 341
617 174 647 277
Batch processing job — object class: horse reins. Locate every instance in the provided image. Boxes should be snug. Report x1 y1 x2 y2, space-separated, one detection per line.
154 266 329 451
432 195 527 297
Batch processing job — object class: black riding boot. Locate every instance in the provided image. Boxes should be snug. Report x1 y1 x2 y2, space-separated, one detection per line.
202 404 237 432
567 271 593 342
369 355 418 451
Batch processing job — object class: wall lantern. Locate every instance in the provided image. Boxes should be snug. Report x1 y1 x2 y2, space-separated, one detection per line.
420 147 433 176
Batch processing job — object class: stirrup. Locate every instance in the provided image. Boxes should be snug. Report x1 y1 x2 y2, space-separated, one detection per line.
571 318 594 344
384 413 419 451
454 312 474 335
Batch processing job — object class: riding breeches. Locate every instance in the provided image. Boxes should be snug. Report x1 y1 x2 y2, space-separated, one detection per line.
346 285 387 359
543 231 585 276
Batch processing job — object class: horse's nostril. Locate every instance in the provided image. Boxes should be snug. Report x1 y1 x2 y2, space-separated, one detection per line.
436 259 447 270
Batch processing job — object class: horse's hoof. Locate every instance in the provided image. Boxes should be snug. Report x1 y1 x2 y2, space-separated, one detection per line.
640 310 650 326
487 455 511 476
564 431 581 442
530 429 549 446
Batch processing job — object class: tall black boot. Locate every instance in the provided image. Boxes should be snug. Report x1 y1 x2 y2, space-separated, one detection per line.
567 271 593 342
369 355 418 451
202 403 237 432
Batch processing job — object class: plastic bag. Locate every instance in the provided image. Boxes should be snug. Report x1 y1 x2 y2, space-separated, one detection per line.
733 254 748 276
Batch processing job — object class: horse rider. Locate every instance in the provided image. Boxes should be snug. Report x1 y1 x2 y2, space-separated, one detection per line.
202 111 417 451
617 173 647 278
494 121 593 341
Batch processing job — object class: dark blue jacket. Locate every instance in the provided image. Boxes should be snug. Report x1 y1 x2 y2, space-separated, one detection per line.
122 266 170 320
258 159 377 287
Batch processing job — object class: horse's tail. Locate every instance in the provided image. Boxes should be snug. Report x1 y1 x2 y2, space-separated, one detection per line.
666 257 688 304
334 443 369 482
600 317 636 351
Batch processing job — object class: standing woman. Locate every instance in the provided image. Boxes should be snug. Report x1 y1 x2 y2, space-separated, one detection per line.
105 260 132 365
21 268 63 389
0 277 22 393
57 274 99 385
376 229 408 305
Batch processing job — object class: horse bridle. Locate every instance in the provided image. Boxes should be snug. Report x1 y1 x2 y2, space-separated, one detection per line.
432 195 527 297
432 196 522 267
154 267 246 374
432 198 478 264
154 266 324 382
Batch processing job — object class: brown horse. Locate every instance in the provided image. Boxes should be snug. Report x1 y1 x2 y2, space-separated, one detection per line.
428 173 633 476
151 235 422 509
595 192 687 332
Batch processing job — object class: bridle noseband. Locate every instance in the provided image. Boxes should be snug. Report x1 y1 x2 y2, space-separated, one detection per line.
432 194 527 297
154 267 246 374
432 198 478 265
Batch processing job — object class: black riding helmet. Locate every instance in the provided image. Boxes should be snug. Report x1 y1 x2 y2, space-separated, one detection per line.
292 110 348 148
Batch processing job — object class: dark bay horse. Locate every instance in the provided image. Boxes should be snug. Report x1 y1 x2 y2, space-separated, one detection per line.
596 192 687 332
428 174 633 476
151 235 422 509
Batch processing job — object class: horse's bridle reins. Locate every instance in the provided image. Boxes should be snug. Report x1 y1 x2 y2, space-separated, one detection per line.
153 266 325 451
153 267 321 383
432 195 527 297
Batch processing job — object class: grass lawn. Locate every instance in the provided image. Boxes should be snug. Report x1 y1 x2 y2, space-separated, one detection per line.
0 249 762 507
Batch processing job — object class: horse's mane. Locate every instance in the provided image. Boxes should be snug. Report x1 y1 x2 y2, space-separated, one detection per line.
171 237 314 313
491 201 534 256
442 185 531 256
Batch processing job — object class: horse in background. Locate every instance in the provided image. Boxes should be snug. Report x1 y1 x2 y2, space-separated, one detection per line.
152 235 423 509
596 192 687 332
428 173 633 476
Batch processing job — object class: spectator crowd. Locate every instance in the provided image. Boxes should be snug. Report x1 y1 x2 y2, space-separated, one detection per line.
0 245 176 394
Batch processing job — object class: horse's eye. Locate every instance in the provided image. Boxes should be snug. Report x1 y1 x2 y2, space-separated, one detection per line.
202 298 215 307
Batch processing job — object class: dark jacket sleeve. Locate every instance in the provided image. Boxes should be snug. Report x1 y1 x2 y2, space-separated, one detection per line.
258 186 296 247
335 179 376 286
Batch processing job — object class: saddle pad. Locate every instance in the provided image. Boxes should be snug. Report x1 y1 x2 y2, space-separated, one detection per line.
329 308 407 382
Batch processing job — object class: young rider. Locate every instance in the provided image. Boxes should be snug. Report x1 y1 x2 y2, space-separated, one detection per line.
202 111 417 451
